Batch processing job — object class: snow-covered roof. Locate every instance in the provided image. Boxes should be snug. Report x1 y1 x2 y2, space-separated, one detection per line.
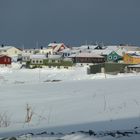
128 64 140 68
127 51 140 54
79 45 98 49
0 54 11 58
59 48 71 53
48 43 64 47
48 43 67 52
68 54 77 58
30 54 46 59
48 54 62 59
70 52 104 58
105 45 119 51
0 46 14 51
91 49 112 55
119 45 140 51
127 53 140 58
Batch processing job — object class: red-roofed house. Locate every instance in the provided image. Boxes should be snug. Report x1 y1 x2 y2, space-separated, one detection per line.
48 43 67 54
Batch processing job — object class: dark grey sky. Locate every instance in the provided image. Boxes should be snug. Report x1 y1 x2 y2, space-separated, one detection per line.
0 0 140 48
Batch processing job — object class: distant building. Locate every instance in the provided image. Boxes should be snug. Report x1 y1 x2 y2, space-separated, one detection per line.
0 46 22 58
69 52 105 64
126 64 140 73
0 55 11 66
123 52 140 64
30 54 47 65
107 51 122 62
48 43 67 54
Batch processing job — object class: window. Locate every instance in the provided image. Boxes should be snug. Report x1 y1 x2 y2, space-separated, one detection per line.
108 56 112 60
113 55 118 60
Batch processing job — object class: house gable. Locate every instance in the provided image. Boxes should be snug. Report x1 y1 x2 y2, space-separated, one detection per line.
107 51 122 62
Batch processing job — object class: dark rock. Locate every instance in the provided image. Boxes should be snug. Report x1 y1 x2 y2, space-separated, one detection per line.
51 132 54 135
9 137 17 140
40 131 47 135
88 130 95 136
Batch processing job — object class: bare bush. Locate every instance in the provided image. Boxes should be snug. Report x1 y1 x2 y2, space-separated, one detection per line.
0 112 10 127
25 104 34 123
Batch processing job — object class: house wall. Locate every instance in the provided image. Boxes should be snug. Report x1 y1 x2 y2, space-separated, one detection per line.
1 47 22 57
31 59 44 65
124 54 140 64
75 57 105 63
107 51 122 62
22 55 30 62
39 48 53 55
0 56 11 65
123 54 133 64
127 67 140 72
89 63 129 74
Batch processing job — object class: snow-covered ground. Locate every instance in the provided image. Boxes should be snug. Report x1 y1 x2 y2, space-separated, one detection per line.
0 64 140 139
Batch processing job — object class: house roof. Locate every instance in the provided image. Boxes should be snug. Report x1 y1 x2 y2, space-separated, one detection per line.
105 45 119 51
48 43 67 52
48 54 62 59
0 46 21 51
0 54 11 58
91 49 113 55
127 53 140 58
59 48 71 53
70 52 104 58
79 45 98 49
48 43 64 47
128 64 140 68
0 46 13 51
30 54 46 59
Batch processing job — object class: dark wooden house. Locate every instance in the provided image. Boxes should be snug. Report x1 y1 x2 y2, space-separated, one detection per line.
0 55 11 66
70 53 105 63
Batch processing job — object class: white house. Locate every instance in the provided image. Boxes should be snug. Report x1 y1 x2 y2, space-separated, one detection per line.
0 46 22 58
39 47 53 55
22 48 39 55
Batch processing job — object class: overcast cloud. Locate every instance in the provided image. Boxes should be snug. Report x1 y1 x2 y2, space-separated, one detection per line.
0 0 140 48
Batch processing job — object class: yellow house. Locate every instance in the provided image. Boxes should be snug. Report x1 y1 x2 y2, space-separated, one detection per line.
123 53 140 64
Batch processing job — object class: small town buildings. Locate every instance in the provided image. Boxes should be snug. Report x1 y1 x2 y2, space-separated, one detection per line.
107 51 122 62
126 64 140 73
0 55 11 66
22 48 39 55
22 54 31 62
39 47 53 55
30 54 47 65
48 43 67 54
0 46 22 60
89 63 128 74
69 52 105 64
48 54 62 63
22 48 40 63
123 52 140 64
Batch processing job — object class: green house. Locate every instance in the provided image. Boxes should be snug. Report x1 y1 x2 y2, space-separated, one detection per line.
107 51 122 62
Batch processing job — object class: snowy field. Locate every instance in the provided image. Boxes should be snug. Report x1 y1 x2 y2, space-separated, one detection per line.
0 65 140 139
